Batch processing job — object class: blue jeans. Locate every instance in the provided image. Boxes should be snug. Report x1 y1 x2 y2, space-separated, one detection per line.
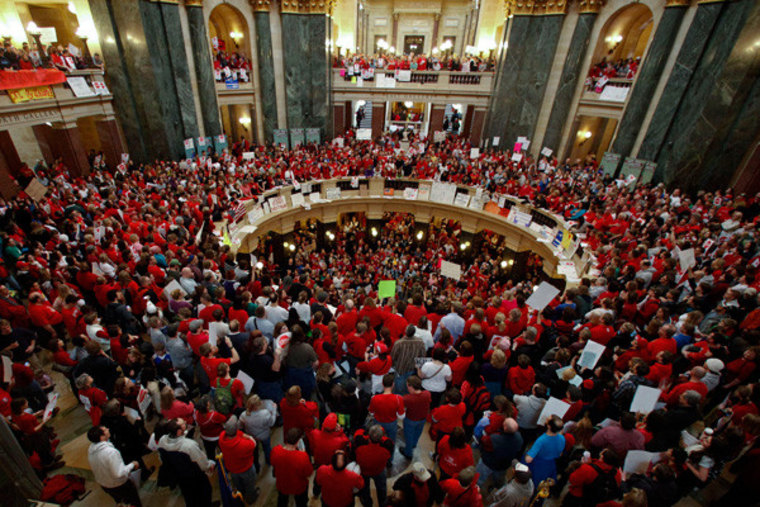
394 371 413 395
359 472 387 507
254 436 271 466
403 418 425 458
378 420 398 443
476 458 506 489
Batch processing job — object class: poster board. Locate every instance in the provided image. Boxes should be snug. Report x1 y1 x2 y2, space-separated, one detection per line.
66 76 95 97
305 128 321 144
378 280 396 299
526 281 560 311
24 179 48 201
630 385 662 414
433 131 446 143
430 182 456 205
418 184 431 201
578 340 605 369
440 260 462 281
639 161 657 185
356 128 372 141
290 128 305 148
454 193 470 208
537 397 570 426
273 129 290 149
619 157 645 184
600 152 622 177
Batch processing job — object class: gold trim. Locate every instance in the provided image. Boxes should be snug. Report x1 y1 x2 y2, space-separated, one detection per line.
665 0 691 6
696 0 726 3
149 0 180 4
505 1 568 17
578 0 606 14
280 0 333 14
185 0 203 6
250 0 271 11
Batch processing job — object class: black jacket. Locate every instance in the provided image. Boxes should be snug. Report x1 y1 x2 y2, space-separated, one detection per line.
393 471 444 507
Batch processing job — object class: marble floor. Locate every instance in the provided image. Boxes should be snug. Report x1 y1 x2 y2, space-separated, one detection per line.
38 366 716 507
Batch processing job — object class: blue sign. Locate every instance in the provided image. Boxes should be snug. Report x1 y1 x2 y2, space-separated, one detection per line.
225 77 239 90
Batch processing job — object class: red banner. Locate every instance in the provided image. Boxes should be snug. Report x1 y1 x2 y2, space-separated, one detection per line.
0 69 67 91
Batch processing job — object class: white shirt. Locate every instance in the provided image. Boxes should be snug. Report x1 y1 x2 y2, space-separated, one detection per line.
420 361 451 393
88 441 135 488
414 326 434 350
266 304 289 326
292 302 311 323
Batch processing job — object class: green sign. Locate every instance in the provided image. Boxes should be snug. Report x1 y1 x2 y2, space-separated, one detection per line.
290 128 305 148
273 129 289 149
378 280 396 300
639 161 657 185
620 157 645 185
305 128 321 145
213 134 227 155
196 136 211 155
600 152 621 177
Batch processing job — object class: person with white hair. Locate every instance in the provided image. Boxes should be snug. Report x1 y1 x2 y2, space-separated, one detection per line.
179 267 198 296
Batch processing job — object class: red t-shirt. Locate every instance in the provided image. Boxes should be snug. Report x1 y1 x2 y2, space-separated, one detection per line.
0 387 11 417
201 356 230 386
279 399 318 435
403 390 432 421
218 431 256 473
316 465 364 507
438 435 474 477
308 428 349 466
355 440 392 476
270 446 313 495
78 386 108 426
187 331 209 356
369 392 405 423
194 409 227 440
431 403 466 435
12 411 39 434
508 366 535 396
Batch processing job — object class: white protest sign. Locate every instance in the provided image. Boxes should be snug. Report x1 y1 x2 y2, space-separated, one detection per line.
630 385 662 414
290 192 305 207
403 187 418 200
454 193 470 208
137 386 153 416
492 137 500 146
326 187 342 200
242 151 255 160
66 76 96 97
163 279 187 300
578 340 605 369
356 128 372 140
678 248 696 272
440 260 462 281
541 147 553 157
415 357 433 368
623 450 661 475
511 152 523 163
433 131 446 143
517 136 530 150
236 370 255 394
2 355 12 383
526 282 560 312
44 392 58 420
537 397 570 426
470 148 480 159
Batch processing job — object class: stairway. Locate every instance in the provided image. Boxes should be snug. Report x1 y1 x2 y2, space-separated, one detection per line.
357 101 373 129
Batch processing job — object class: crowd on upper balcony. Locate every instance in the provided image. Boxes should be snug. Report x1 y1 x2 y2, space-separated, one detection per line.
0 39 103 72
212 47 252 83
335 51 496 78
585 57 641 91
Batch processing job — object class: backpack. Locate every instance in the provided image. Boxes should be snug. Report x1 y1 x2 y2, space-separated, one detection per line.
40 474 86 506
582 463 619 506
215 378 235 415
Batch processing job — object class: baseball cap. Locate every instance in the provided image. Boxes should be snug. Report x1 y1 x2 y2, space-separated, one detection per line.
705 358 725 373
323 413 339 431
411 462 430 482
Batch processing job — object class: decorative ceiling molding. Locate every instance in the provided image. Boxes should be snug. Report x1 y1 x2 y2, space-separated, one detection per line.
280 0 333 14
504 1 568 17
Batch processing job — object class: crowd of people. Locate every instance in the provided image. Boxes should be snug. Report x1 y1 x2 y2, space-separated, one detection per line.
1 128 759 507
213 49 252 83
335 52 495 78
0 39 103 72
585 57 640 92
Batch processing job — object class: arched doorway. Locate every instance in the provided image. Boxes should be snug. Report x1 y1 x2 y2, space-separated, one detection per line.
208 4 251 63
569 3 654 161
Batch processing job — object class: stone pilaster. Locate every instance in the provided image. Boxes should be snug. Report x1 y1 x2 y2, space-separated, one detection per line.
252 0 277 142
185 1 222 138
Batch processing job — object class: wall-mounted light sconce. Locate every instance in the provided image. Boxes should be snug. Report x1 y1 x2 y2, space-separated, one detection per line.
605 34 623 52
229 31 242 48
578 130 593 146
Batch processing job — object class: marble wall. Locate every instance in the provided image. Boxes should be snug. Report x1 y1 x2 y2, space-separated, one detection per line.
653 0 760 191
187 5 223 139
542 13 597 154
254 12 278 142
485 14 564 148
611 6 687 160
281 14 329 135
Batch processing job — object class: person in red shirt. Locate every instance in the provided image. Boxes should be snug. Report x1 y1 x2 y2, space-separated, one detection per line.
315 450 364 507
565 449 622 506
198 335 239 388
10 397 63 470
437 427 474 480
661 366 709 406
449 341 475 387
357 343 393 393
279 385 318 437
186 319 209 356
507 354 536 396
214 362 245 415
218 415 259 504
439 466 483 507
308 412 349 469
354 424 394 507
431 389 466 442
75 373 108 426
404 294 427 327
198 293 224 325
194 394 227 459
271 427 313 507
646 325 678 361
402 375 431 459
369 373 405 446
28 292 63 341
336 299 359 336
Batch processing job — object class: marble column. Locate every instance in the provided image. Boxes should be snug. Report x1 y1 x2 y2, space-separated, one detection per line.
48 125 90 177
432 14 440 49
469 108 486 146
96 118 126 169
430 105 446 133
280 7 329 135
371 102 386 139
0 131 23 175
0 149 20 199
392 13 399 50
253 2 278 142
186 1 222 138
87 0 147 162
31 125 55 167
637 3 724 163
502 14 564 147
655 0 760 191
610 4 688 160
542 12 598 153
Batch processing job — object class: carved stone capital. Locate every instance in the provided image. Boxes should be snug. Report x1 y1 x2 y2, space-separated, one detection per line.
665 0 690 6
577 0 606 14
281 0 333 14
505 1 568 17
250 0 271 11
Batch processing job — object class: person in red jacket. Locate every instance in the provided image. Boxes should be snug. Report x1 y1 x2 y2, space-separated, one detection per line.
357 343 393 394
564 448 622 507
218 415 259 504
194 394 227 459
271 427 313 507
439 466 482 507
337 299 359 336
431 389 466 442
315 450 364 507
75 373 108 426
661 366 708 406
437 427 474 480
507 354 535 396
354 424 394 507
369 373 405 444
309 413 349 470
280 385 318 437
